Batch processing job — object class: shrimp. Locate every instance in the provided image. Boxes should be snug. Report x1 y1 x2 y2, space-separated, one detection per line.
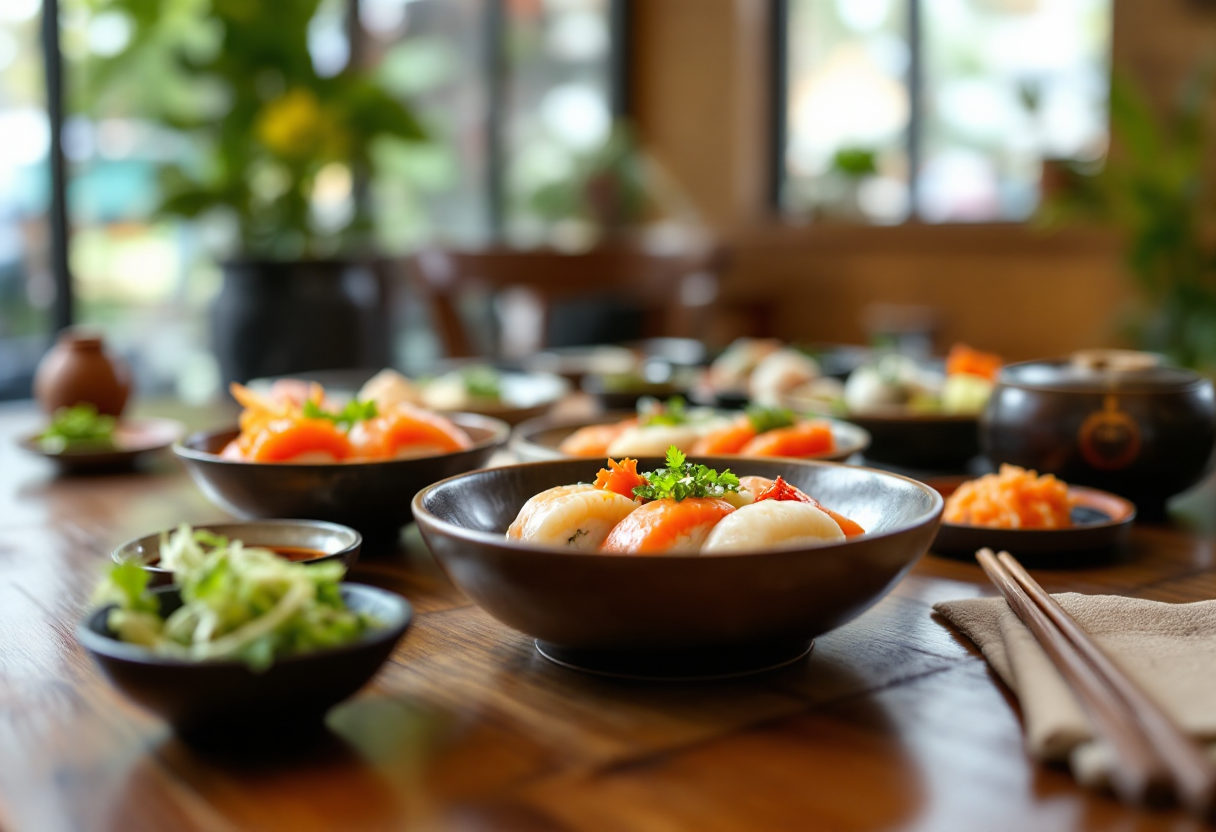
600 497 735 555
738 420 834 458
507 484 638 550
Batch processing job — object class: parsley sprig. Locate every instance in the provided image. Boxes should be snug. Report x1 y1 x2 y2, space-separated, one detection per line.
639 396 689 427
631 446 741 502
302 398 379 431
745 405 796 435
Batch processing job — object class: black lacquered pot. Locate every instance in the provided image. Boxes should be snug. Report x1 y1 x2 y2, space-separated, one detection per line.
982 357 1216 512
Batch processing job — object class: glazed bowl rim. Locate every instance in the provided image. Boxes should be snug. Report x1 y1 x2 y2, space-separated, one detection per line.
77 582 411 668
411 456 945 560
173 411 511 467
110 518 363 577
995 358 1211 396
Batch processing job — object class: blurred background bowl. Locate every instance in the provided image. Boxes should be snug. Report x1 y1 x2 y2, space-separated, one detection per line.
413 457 941 678
174 413 509 534
78 583 411 737
112 519 362 587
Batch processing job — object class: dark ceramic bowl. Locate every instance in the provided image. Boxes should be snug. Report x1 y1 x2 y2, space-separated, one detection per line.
413 457 942 678
511 413 871 465
174 413 510 533
18 417 185 473
982 360 1216 511
933 485 1136 567
112 520 362 587
78 584 412 736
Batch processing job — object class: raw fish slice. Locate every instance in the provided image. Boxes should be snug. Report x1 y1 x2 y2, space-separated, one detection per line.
600 497 735 555
351 406 472 459
702 500 844 553
559 421 635 457
243 420 355 462
507 484 638 551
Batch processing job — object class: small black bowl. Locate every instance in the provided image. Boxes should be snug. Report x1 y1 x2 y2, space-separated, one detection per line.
78 584 411 737
173 413 510 534
112 520 362 587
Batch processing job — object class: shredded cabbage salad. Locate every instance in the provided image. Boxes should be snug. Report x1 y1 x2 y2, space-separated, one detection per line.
93 525 375 670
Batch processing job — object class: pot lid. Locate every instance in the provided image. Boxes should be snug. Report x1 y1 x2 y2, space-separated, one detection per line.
1000 351 1208 394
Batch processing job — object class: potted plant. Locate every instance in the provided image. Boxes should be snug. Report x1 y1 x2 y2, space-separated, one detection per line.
1038 67 1216 373
80 0 427 383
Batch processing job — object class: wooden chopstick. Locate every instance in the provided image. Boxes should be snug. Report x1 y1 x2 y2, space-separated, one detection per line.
995 551 1216 820
975 549 1173 808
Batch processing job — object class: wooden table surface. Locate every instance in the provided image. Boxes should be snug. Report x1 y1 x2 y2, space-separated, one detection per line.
1 399 1214 832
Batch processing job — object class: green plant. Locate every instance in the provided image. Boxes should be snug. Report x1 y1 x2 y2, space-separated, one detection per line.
1038 66 1216 371
77 0 426 260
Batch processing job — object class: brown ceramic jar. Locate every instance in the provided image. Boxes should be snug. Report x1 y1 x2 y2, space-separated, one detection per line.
33 330 132 416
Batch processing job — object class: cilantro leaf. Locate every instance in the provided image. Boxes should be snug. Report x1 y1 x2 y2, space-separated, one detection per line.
631 445 741 502
745 405 796 435
303 398 379 431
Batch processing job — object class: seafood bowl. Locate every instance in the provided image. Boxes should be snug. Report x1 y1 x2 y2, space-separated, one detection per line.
79 584 411 737
510 413 871 466
175 413 510 534
413 457 943 679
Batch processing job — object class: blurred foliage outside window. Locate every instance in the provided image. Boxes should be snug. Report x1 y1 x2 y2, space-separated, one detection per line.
0 0 622 401
782 0 1112 224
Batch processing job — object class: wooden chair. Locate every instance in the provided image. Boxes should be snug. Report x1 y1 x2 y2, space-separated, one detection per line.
407 245 727 358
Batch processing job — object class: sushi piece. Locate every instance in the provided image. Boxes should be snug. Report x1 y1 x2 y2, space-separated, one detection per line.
738 420 834 458
228 419 355 463
558 420 635 457
606 423 705 458
748 349 821 406
349 405 472 459
600 497 736 555
751 476 865 537
691 417 757 455
507 484 638 551
702 499 844 553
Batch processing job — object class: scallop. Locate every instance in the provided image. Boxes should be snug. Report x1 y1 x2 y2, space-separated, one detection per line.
506 484 638 551
701 500 844 553
606 424 704 457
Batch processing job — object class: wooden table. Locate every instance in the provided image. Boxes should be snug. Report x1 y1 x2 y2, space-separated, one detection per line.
2 400 1214 832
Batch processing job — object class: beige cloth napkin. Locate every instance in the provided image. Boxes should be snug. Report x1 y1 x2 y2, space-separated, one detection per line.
933 593 1216 786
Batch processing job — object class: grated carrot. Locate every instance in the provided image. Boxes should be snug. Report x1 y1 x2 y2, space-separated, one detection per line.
943 464 1072 529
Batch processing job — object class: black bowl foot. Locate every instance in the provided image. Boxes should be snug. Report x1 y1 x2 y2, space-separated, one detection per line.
534 639 814 681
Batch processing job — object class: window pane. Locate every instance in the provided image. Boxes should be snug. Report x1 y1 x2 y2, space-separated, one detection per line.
504 0 616 246
0 0 53 400
919 0 1111 222
783 0 912 224
364 0 490 250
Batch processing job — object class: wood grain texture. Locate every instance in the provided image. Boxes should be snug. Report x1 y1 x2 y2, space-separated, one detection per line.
0 401 1213 831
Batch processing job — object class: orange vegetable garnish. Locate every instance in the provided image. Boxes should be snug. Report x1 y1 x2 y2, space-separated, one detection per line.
944 464 1072 529
245 419 355 462
945 343 1002 382
593 457 647 500
755 476 865 537
738 421 834 458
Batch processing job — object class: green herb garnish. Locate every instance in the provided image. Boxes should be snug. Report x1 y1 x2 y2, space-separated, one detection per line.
37 403 116 452
302 398 379 431
459 365 502 400
632 446 741 502
639 396 689 427
745 405 796 435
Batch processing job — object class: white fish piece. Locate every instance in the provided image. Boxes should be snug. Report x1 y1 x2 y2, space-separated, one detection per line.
748 349 821 406
702 500 844 553
607 424 704 457
506 483 638 551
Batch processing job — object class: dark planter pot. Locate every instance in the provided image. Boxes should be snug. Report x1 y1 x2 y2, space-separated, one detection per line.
212 260 393 385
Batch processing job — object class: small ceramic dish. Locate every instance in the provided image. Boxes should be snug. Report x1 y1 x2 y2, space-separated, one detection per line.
78 583 411 738
18 417 185 473
932 485 1136 567
112 520 362 587
413 456 943 679
174 413 510 533
510 412 871 465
